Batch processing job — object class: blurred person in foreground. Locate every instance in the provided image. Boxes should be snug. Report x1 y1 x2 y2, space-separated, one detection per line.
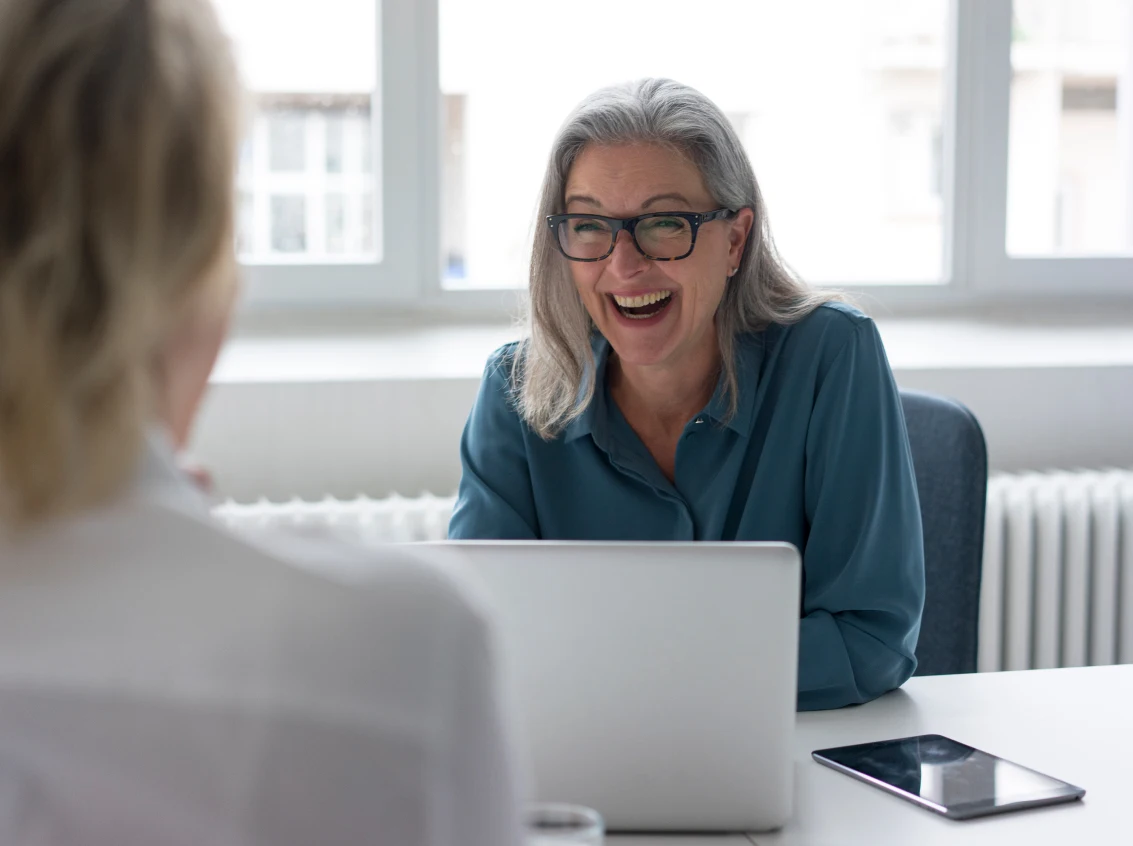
0 1 523 844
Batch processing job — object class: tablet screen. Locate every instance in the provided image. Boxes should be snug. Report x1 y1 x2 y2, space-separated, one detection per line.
815 734 1082 813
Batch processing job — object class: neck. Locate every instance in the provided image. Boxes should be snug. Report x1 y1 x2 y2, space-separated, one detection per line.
608 331 722 432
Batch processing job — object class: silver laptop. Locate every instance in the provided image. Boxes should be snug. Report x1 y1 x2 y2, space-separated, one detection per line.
422 541 800 832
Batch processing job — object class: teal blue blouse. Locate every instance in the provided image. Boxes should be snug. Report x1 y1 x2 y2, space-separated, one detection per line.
450 303 925 711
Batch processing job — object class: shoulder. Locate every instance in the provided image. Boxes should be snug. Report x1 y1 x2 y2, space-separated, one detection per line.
29 500 493 716
801 300 871 326
746 301 882 371
236 522 490 636
145 501 493 669
472 341 525 412
782 301 873 347
219 521 497 718
482 341 523 387
467 342 530 436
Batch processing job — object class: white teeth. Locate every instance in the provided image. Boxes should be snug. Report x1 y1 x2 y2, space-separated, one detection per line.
612 290 672 308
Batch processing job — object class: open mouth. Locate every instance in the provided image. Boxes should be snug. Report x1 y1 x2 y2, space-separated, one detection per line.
610 290 674 320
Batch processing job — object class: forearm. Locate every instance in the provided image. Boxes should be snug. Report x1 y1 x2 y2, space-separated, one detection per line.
797 610 917 711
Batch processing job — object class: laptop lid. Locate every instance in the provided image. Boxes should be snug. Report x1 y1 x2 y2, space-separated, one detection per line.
423 541 800 832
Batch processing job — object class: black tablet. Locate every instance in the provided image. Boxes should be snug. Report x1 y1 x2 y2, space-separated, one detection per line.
813 734 1085 820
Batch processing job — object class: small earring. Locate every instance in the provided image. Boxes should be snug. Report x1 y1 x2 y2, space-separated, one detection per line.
728 267 738 276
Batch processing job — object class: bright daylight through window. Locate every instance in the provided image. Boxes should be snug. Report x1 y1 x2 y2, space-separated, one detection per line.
1007 0 1133 256
440 0 951 288
216 0 378 264
214 0 1133 304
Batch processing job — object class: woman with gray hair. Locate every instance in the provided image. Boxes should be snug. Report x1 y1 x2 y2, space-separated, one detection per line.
450 78 925 712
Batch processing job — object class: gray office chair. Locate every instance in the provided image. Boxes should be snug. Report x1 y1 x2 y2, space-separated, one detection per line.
900 390 988 676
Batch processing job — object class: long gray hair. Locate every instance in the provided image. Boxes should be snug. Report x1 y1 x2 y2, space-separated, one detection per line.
515 78 840 440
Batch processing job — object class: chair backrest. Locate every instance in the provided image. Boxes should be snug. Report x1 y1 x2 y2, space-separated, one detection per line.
900 390 988 675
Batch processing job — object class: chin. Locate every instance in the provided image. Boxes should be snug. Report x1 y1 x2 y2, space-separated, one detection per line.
604 332 679 368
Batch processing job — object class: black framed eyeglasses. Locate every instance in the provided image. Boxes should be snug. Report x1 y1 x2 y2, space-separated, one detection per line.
546 208 739 262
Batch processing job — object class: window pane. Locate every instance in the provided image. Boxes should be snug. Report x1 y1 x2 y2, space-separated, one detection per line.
271 195 307 253
236 191 254 254
1008 0 1133 255
439 0 950 288
269 112 306 172
362 193 376 253
443 93 468 280
326 193 346 253
359 112 373 174
214 0 379 262
326 116 344 174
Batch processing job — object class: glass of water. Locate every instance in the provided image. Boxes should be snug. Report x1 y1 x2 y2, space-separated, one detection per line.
525 803 603 846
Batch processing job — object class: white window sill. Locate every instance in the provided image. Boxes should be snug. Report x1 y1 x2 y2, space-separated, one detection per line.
213 323 518 384
214 310 1133 385
196 308 1133 502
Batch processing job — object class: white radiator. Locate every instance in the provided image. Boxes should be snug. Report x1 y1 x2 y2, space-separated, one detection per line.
213 493 456 544
214 469 1133 674
979 470 1133 673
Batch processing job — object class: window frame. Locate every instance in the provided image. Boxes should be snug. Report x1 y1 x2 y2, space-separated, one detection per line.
238 0 1133 316
964 0 1133 300
240 0 437 309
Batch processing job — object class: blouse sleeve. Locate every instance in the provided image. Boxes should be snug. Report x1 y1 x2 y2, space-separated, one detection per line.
448 349 540 540
796 318 926 710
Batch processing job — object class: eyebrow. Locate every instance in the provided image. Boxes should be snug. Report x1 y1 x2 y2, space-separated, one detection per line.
563 192 694 212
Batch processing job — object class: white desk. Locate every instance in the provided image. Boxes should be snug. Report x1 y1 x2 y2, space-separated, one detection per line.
608 840 750 846
610 665 1133 846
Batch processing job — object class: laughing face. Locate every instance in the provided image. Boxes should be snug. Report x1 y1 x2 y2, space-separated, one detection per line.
562 143 753 372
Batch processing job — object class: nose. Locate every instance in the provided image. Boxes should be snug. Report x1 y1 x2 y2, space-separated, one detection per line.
606 229 649 279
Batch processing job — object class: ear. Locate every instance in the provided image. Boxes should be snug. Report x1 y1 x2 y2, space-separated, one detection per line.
155 254 240 451
727 207 755 270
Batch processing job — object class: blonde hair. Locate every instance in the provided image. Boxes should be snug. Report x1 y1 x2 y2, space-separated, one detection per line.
0 0 241 525
517 79 843 439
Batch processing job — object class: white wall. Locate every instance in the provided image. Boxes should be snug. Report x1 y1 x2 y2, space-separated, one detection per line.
192 319 1133 503
897 365 1133 471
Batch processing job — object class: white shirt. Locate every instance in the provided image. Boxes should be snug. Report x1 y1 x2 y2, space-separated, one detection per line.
0 434 524 846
